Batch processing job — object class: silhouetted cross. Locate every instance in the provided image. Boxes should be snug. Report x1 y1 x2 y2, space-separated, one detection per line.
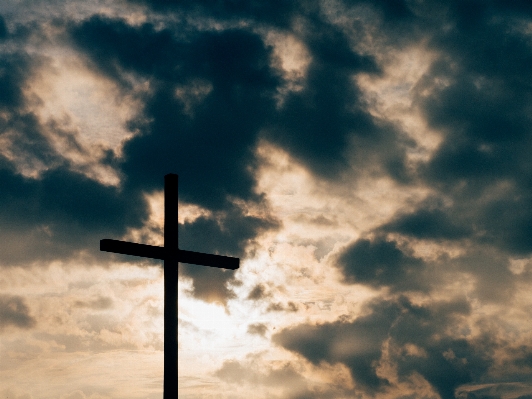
100 174 239 398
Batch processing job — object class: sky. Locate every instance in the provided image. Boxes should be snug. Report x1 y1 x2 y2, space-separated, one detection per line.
1 0 532 398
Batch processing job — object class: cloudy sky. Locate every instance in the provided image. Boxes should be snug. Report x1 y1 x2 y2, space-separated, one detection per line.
1 1 532 398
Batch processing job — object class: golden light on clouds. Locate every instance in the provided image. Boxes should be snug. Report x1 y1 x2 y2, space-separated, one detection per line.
268 32 311 79
355 43 443 165
256 140 432 241
23 50 146 185
29 59 134 147
0 262 163 398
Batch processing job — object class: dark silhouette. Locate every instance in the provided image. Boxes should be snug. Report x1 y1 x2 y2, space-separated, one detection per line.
100 174 239 398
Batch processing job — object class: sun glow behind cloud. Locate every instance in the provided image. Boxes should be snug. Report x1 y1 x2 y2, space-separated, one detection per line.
171 141 449 398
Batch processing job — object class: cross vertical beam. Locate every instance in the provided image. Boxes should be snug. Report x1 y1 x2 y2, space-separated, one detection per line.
164 174 178 398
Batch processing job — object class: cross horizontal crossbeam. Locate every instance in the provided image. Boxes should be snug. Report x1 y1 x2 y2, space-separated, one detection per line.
100 238 239 269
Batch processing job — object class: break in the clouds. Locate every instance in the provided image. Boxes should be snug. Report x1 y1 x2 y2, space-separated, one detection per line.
2 0 532 398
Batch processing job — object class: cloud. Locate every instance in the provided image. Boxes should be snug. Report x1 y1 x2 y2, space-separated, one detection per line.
0 34 151 267
127 0 299 28
457 383 532 399
262 16 414 181
380 206 472 241
274 297 398 392
0 14 281 306
0 52 30 108
247 323 268 336
335 236 426 291
58 388 112 399
247 283 270 300
274 296 492 398
68 8 416 202
449 248 516 304
0 15 7 39
215 357 308 396
73 296 113 310
266 302 299 313
0 295 36 331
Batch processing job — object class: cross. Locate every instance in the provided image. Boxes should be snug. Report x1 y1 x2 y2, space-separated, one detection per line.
100 174 239 398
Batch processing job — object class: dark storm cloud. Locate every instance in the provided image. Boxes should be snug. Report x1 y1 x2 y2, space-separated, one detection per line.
179 265 236 305
322 0 532 248
344 0 532 304
336 236 426 291
274 298 399 392
0 53 27 108
0 15 7 39
173 2 415 183
69 6 416 196
398 0 532 257
0 10 276 308
70 17 281 208
130 0 415 30
69 16 186 89
450 248 516 303
391 299 489 399
0 45 150 266
0 165 148 265
178 206 277 258
274 296 491 398
263 17 415 181
340 232 516 304
63 3 425 309
513 350 532 369
476 191 532 255
0 295 36 330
